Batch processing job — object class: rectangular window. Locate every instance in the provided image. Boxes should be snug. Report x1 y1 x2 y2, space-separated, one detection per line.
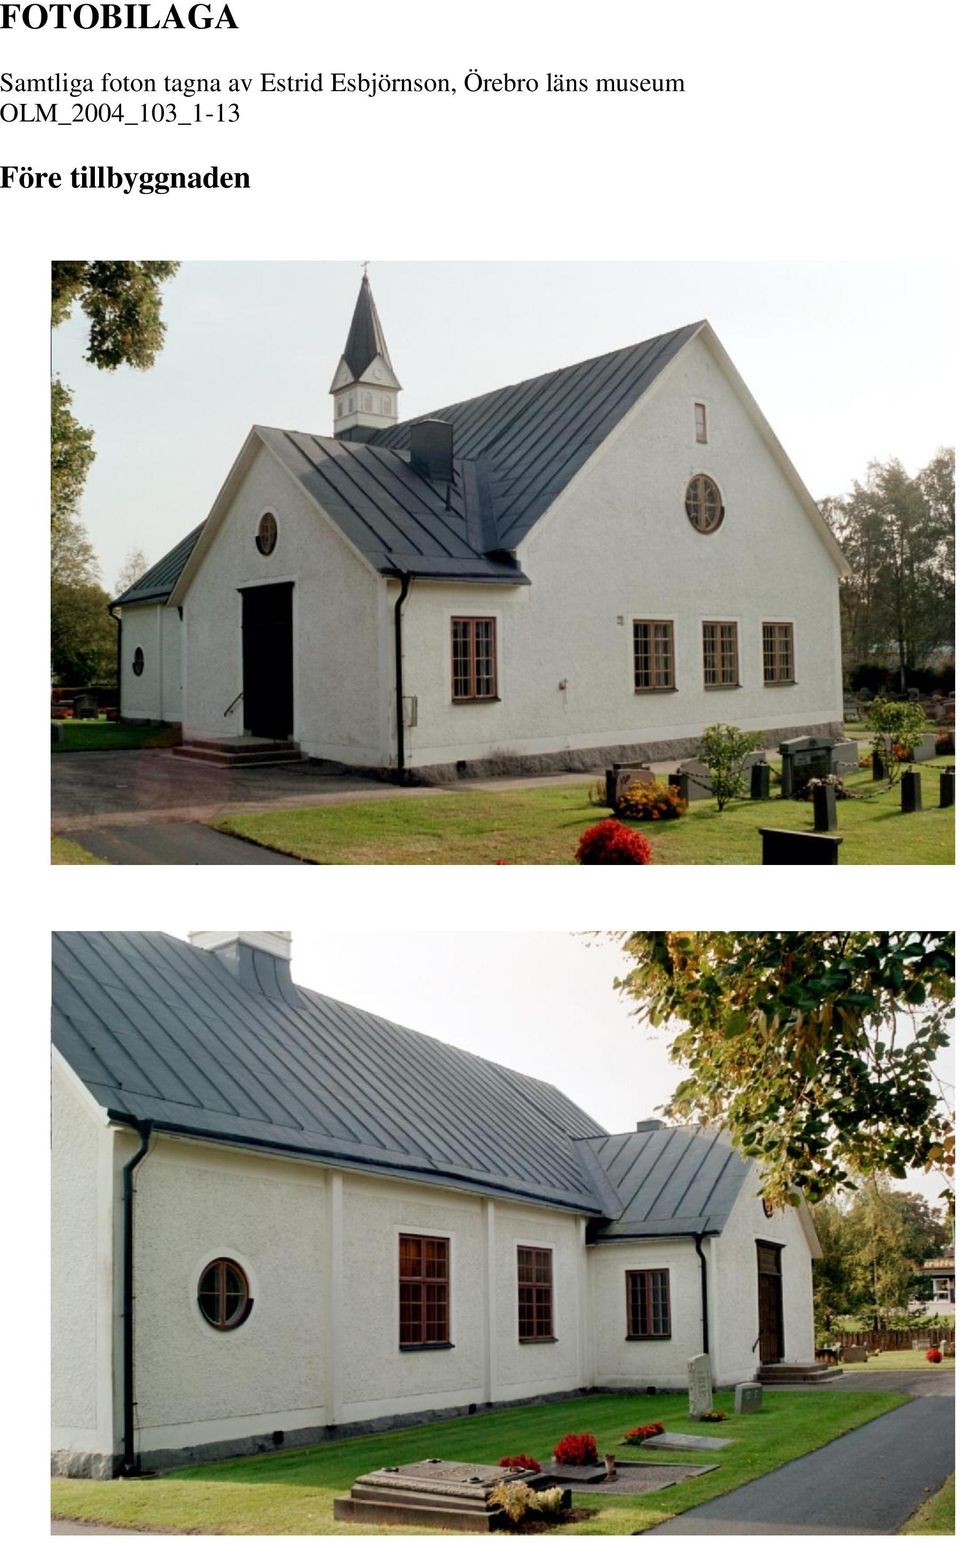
695 402 707 443
702 621 739 687
633 620 675 691
626 1269 671 1338
517 1246 554 1340
762 622 795 684
399 1234 450 1347
451 617 497 701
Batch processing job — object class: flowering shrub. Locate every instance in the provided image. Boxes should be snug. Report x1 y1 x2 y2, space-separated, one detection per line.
926 1347 943 1364
489 1480 536 1522
623 1421 665 1445
698 1409 728 1422
552 1432 599 1465
803 775 858 801
575 820 652 865
498 1454 541 1473
936 732 955 754
618 779 687 821
534 1488 566 1517
893 742 913 763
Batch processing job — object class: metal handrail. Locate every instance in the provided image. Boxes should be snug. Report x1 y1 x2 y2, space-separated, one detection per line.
223 691 243 718
751 1331 762 1354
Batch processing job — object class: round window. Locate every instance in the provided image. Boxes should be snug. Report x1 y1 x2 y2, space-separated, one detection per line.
132 647 145 677
197 1258 252 1330
255 512 278 556
685 475 724 534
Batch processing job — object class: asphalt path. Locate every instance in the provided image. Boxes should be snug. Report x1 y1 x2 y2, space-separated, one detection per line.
61 821 307 865
646 1391 954 1535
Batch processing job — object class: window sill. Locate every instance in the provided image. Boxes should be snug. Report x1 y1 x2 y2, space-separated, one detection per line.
704 683 741 691
519 1336 558 1344
625 1334 672 1342
451 697 501 705
763 680 797 687
399 1341 455 1352
634 687 677 695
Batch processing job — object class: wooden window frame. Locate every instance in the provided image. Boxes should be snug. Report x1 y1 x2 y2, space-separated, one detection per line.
762 621 796 685
625 1268 671 1340
517 1245 555 1342
685 474 724 534
399 1233 451 1350
451 616 498 702
633 619 676 692
702 620 739 688
694 402 708 444
197 1257 253 1331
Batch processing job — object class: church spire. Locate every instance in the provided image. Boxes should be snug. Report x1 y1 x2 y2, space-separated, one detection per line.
330 270 401 440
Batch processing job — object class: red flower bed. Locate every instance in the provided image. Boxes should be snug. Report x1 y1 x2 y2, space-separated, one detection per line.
552 1432 598 1466
926 1347 943 1363
624 1421 665 1445
498 1454 541 1473
575 820 652 865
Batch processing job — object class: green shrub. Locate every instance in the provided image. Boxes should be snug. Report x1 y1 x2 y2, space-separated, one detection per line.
698 724 764 811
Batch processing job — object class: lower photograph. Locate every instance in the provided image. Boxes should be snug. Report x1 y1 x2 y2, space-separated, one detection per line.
51 929 955 1535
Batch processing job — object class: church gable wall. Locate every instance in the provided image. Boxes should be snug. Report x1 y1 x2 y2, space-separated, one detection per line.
180 443 390 761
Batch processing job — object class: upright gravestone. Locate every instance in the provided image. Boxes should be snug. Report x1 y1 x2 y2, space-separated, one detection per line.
734 1381 763 1414
688 1353 713 1417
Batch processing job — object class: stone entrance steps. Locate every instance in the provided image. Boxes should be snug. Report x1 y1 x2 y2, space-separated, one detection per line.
173 737 304 768
757 1362 844 1384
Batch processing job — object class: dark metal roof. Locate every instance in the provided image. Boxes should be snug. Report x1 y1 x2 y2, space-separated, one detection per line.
341 274 395 380
373 324 702 549
256 428 528 582
579 1125 752 1240
52 932 607 1214
113 522 204 606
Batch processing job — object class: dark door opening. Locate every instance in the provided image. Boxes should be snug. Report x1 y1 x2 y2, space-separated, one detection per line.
241 582 294 740
757 1241 784 1363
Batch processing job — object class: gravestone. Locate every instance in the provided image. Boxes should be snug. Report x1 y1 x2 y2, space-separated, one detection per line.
333 1459 569 1533
73 692 99 720
900 769 922 813
605 762 652 808
812 782 838 831
688 1352 713 1416
51 723 62 746
759 828 842 865
750 762 771 800
830 739 860 775
939 768 954 808
872 750 885 781
734 1381 763 1414
778 735 833 797
672 758 713 802
641 1431 732 1452
842 1344 867 1363
939 1339 949 1358
912 733 937 764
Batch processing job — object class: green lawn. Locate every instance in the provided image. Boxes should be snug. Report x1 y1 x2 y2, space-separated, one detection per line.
902 1472 955 1534
212 758 955 865
51 718 181 752
841 1349 952 1373
51 836 107 865
51 1388 905 1536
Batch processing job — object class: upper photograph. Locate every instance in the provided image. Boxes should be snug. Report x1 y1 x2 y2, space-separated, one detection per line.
51 262 955 865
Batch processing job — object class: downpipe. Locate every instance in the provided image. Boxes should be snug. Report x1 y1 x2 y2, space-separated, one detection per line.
694 1230 710 1356
120 1122 153 1477
393 572 411 783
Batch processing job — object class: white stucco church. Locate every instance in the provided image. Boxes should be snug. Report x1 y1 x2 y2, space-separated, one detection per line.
113 274 849 778
52 931 823 1478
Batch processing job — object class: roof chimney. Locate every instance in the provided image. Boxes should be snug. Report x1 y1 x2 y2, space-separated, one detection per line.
636 1118 665 1132
188 932 298 1004
409 419 453 485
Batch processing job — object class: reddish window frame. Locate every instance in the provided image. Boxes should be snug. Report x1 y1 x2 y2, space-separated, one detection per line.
197 1257 252 1331
694 402 708 444
625 1268 671 1339
517 1245 554 1341
399 1233 451 1348
685 474 724 534
762 621 795 684
451 616 498 702
633 619 675 691
702 620 739 687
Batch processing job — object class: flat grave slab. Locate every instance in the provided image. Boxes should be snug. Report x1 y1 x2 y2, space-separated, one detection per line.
539 1459 718 1495
333 1458 568 1533
638 1431 733 1452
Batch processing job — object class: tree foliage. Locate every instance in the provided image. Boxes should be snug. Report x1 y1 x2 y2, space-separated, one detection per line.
51 378 95 542
115 547 148 596
866 699 929 784
52 260 180 369
822 452 954 687
614 932 954 1206
51 579 116 687
812 1179 949 1333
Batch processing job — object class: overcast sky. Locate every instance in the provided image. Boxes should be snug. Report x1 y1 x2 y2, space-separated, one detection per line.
164 928 954 1213
52 261 953 594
